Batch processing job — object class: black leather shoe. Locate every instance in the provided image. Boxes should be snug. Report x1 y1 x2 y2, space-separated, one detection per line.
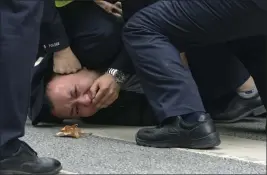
213 94 266 123
0 141 62 175
135 114 221 148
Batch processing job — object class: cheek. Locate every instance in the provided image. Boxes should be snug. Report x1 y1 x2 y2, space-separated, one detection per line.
52 109 67 118
79 106 98 117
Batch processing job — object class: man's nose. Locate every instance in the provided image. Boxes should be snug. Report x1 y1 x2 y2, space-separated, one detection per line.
77 94 91 106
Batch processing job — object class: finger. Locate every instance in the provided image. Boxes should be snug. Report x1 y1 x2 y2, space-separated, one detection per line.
112 12 122 18
96 90 113 108
64 69 72 74
53 67 58 73
96 95 109 109
93 88 107 106
102 93 118 107
58 68 66 74
53 65 61 73
69 63 80 73
61 65 71 74
111 5 122 13
114 1 121 8
114 4 121 11
101 88 118 106
90 81 100 98
70 67 80 73
71 66 81 73
102 5 111 13
66 63 74 73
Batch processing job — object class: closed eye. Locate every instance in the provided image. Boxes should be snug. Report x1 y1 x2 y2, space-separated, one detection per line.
76 105 79 115
75 86 78 97
70 85 79 116
74 86 79 115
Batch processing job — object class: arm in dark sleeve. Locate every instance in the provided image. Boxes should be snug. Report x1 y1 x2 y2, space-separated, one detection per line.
109 47 136 74
40 0 69 53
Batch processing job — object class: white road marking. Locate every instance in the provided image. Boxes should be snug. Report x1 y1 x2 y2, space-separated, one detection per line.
175 148 266 165
77 126 266 165
59 170 79 174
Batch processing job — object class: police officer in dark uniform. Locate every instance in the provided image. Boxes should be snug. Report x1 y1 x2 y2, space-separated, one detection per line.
123 0 267 148
0 0 63 174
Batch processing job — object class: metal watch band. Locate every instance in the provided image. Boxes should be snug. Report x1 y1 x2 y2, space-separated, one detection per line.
106 68 128 84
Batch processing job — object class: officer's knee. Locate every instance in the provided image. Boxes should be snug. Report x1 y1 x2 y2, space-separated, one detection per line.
123 11 152 46
123 7 156 37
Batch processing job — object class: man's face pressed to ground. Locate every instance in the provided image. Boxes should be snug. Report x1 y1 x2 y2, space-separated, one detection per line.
46 68 101 119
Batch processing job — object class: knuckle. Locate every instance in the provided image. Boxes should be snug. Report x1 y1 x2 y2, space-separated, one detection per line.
109 90 114 95
102 86 109 91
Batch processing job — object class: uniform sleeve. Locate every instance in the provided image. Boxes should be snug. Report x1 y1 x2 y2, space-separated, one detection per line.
40 0 69 53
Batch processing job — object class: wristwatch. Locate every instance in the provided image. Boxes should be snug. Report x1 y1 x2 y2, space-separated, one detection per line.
106 68 129 85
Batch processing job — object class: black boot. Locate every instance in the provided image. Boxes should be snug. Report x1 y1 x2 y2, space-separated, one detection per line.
0 141 62 175
213 94 266 123
135 113 221 148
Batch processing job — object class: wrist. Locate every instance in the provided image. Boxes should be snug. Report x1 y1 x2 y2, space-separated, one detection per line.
54 46 71 57
106 68 129 85
94 0 102 4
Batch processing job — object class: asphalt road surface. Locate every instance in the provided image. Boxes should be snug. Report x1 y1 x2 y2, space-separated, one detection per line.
22 116 266 174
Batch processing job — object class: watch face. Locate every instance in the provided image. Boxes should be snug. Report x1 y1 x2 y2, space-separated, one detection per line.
116 72 124 82
115 71 126 84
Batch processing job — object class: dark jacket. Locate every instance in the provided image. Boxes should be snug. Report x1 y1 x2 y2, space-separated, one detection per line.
253 0 267 10
41 0 69 53
41 0 134 73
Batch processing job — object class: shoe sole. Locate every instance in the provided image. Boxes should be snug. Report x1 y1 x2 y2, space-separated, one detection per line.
215 105 266 123
0 165 62 175
136 132 221 149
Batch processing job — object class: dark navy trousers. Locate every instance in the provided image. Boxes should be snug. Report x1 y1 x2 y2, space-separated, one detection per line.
187 36 265 102
0 0 43 158
123 0 267 122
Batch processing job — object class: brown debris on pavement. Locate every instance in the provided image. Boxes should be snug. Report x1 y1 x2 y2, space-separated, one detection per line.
56 124 83 138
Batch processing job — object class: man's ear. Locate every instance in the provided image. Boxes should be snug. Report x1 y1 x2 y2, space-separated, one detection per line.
51 109 57 116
